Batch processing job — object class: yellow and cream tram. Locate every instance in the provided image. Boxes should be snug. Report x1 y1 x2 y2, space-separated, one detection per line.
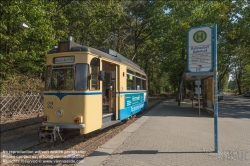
39 37 148 142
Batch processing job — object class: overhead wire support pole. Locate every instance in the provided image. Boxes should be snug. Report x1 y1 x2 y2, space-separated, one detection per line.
213 24 218 153
131 53 137 61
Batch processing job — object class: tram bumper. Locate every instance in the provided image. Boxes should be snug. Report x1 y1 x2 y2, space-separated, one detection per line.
38 122 85 143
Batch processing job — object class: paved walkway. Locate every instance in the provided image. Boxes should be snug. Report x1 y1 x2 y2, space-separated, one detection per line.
79 99 250 166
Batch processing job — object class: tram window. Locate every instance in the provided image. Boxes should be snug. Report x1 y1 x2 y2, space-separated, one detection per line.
136 73 141 90
51 67 74 90
45 66 52 90
142 79 146 90
75 64 88 90
142 75 146 90
127 74 135 90
90 58 100 90
127 69 136 90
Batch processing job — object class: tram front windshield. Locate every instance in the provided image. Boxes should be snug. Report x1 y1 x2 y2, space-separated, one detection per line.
45 64 88 91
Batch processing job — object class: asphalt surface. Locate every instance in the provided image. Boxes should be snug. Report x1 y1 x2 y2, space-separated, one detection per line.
218 93 250 119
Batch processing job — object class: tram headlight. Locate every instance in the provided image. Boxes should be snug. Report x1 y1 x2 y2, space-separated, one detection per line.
55 109 63 117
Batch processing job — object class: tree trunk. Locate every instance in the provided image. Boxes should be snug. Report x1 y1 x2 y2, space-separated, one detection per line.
238 84 241 95
183 83 186 99
235 68 242 95
177 49 186 106
236 79 242 95
177 71 185 106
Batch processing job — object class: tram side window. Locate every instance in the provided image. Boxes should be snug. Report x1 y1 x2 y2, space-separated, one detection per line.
142 75 146 90
136 73 141 90
127 69 135 90
127 74 135 90
75 63 88 90
90 58 100 90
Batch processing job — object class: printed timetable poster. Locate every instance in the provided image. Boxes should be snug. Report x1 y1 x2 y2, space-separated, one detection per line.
204 77 214 111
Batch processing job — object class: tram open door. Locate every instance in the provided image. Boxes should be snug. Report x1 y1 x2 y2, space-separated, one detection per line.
101 61 119 127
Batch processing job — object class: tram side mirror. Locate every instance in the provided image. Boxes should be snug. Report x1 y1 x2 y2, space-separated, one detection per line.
98 71 105 81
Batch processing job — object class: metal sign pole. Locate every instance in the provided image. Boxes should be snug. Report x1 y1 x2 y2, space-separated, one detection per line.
192 83 194 108
213 24 218 153
198 78 200 116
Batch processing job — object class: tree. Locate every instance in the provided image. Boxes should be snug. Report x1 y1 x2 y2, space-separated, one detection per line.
1 0 250 96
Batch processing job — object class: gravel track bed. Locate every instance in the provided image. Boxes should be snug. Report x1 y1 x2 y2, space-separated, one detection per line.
1 113 41 132
1 97 167 166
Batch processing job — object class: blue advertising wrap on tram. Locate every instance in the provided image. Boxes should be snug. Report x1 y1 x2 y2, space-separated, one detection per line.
119 93 147 120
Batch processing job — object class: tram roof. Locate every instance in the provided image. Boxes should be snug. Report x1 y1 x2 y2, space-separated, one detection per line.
48 39 145 73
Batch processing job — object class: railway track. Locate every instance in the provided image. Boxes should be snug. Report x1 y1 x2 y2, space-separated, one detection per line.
28 98 165 152
0 121 41 133
1 97 166 166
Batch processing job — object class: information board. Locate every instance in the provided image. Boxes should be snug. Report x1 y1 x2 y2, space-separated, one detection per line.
188 27 213 72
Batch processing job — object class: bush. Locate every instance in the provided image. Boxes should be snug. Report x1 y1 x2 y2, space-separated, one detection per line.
1 74 44 94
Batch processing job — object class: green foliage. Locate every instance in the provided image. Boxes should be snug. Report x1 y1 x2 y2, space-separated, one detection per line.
228 80 237 90
0 0 57 77
1 0 250 95
1 73 43 94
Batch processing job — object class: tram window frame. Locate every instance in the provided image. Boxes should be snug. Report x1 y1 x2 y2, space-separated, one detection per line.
127 73 135 90
127 68 147 90
142 75 147 90
90 58 100 90
45 65 52 91
75 63 89 90
127 69 135 90
135 73 141 90
127 69 134 74
51 65 74 90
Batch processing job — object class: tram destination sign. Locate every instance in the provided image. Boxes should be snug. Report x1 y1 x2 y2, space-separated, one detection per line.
54 56 75 64
187 26 213 72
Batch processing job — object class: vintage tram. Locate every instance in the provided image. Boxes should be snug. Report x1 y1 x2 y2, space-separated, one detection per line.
39 37 148 142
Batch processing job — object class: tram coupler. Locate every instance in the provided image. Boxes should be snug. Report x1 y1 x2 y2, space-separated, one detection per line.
38 125 64 143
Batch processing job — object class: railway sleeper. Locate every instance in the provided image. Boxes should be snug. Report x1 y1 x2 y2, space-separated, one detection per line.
38 125 64 143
